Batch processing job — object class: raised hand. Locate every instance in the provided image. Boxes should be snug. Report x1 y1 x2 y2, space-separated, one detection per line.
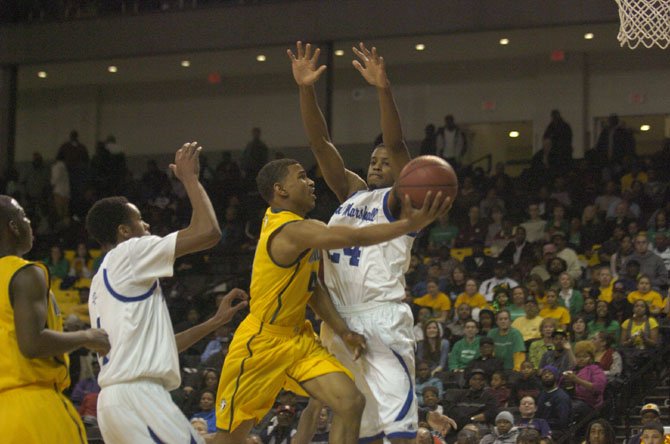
169 142 201 182
212 288 249 327
352 42 390 88
342 330 367 360
287 41 327 86
400 192 453 232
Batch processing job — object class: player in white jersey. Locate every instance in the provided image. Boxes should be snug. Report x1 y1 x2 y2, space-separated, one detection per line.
289 42 452 444
87 142 248 444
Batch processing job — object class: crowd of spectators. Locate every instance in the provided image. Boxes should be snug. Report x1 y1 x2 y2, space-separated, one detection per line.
1 109 670 443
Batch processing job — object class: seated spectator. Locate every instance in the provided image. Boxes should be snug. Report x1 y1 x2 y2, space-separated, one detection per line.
508 286 528 321
479 261 519 302
69 242 93 279
591 266 614 303
70 359 100 406
539 289 571 330
421 385 444 415
310 406 332 444
454 278 488 311
611 235 635 279
513 296 544 345
528 318 558 369
570 315 590 346
488 310 526 371
447 303 473 342
200 324 232 364
414 307 434 341
552 231 582 281
44 244 69 280
259 404 297 444
625 234 668 290
487 370 510 409
479 411 519 444
620 300 660 371
413 261 450 296
454 206 488 249
578 296 597 324
511 362 543 405
517 428 543 444
478 309 496 336
516 396 552 438
536 366 572 433
617 259 640 293
583 418 617 444
557 272 584 319
465 337 504 382
626 274 665 315
627 403 663 444
565 341 606 419
190 390 216 433
448 320 481 372
592 332 622 382
443 368 498 432
448 265 468 298
526 275 547 307
521 202 547 244
499 226 534 267
462 240 495 281
538 330 575 373
416 320 450 376
609 280 633 324
588 301 621 342
637 422 666 444
414 278 453 322
416 360 444 405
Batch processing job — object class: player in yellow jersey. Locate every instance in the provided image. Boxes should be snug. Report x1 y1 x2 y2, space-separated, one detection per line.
0 195 110 443
212 159 450 444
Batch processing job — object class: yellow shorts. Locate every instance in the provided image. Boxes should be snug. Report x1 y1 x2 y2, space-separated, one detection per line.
216 314 352 432
0 385 86 444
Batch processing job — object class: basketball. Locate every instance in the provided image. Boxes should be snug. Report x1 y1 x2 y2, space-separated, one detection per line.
396 156 459 208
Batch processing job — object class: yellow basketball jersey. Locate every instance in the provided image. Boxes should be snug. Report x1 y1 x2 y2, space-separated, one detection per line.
249 208 319 327
0 256 70 393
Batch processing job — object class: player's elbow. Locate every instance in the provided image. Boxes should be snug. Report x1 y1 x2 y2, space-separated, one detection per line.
17 339 41 359
200 227 222 249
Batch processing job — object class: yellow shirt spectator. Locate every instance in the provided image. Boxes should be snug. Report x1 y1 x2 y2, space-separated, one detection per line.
454 291 487 309
512 315 544 342
627 290 665 313
539 289 571 328
414 292 452 312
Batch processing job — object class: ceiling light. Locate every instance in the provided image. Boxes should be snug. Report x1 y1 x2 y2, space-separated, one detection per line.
584 33 594 40
181 60 191 67
37 71 47 79
640 124 651 131
509 131 520 138
499 38 509 45
256 54 266 62
415 44 426 51
108 65 118 73
334 49 345 56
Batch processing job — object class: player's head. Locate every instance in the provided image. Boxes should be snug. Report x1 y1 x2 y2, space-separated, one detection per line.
367 145 394 189
256 159 315 213
86 196 150 247
0 195 33 255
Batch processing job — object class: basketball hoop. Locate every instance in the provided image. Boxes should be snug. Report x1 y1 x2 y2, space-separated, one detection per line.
615 0 670 49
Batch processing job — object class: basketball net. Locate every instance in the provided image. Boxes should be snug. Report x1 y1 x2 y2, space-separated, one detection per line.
616 0 670 49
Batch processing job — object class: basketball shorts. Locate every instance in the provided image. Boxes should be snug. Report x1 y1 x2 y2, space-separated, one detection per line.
216 314 352 432
97 380 204 444
0 385 87 444
321 301 418 442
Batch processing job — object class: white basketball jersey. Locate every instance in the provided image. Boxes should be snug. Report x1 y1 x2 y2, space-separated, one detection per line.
323 188 414 307
89 233 181 390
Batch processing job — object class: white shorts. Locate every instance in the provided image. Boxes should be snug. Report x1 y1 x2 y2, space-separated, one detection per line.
321 301 418 442
97 380 204 444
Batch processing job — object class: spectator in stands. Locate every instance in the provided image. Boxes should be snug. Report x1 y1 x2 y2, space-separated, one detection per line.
545 205 569 241
580 205 606 252
417 320 450 376
499 226 533 267
591 332 622 382
478 309 496 336
617 259 641 293
627 403 663 444
591 266 615 303
609 281 633 324
545 257 568 291
309 406 332 444
200 324 232 364
538 330 575 373
517 428 543 444
56 130 89 217
512 296 544 345
421 386 444 415
190 390 216 433
413 261 450 296
481 191 505 222
414 307 433 341
491 287 512 314
241 127 269 182
543 110 573 169
528 318 558 369
583 418 617 444
521 203 547 244
564 341 606 418
620 300 659 371
420 124 438 156
508 286 529 321
569 315 590 345
511 362 543 405
487 370 510 409
516 396 551 438
595 181 619 216
540 289 570 330
140 159 170 201
488 310 526 371
594 114 636 166
557 272 584 319
416 360 444 405
599 226 625 268
44 244 69 279
449 265 468 297
436 114 467 167
552 232 582 281
444 368 498 432
259 404 297 444
454 278 488 311
588 301 621 342
465 337 504 381
579 297 597 324
447 303 473 341
69 242 93 279
626 234 668 290
530 246 554 283
70 359 100 406
637 422 666 444
428 213 459 249
627 274 665 315
536 366 572 432
650 232 670 273
480 261 519 301
414 278 452 322
479 410 519 444
647 210 669 240
448 319 481 374
455 206 488 249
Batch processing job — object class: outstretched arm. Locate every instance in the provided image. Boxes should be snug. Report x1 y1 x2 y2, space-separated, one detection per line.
352 43 411 180
288 42 366 203
172 142 222 259
175 289 248 352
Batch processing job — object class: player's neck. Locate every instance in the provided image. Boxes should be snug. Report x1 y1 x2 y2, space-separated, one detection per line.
270 200 306 218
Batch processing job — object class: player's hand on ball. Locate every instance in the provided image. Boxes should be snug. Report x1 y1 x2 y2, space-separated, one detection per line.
401 191 452 231
213 288 249 326
84 328 111 355
342 331 367 360
169 142 201 182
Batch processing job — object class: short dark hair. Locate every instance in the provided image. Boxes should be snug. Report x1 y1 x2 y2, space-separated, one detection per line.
86 197 133 246
256 159 299 204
